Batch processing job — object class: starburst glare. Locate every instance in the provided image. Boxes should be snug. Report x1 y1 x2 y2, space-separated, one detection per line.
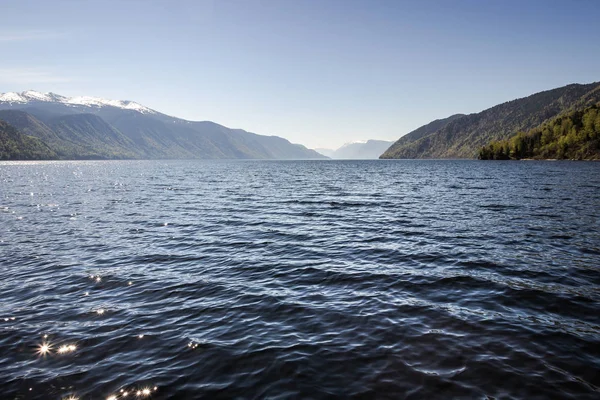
37 342 52 356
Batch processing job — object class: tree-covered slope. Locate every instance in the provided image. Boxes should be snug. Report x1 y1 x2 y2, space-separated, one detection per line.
0 119 57 160
97 113 326 160
0 110 140 159
0 92 327 160
47 114 140 159
0 109 60 143
479 104 600 160
381 114 464 158
231 128 326 159
381 82 600 159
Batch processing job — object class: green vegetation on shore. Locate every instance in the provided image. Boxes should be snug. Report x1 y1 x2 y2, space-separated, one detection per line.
380 82 600 159
0 120 57 160
479 104 600 160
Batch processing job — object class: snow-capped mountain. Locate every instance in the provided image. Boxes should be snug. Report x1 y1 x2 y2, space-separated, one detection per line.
0 90 156 114
0 89 327 160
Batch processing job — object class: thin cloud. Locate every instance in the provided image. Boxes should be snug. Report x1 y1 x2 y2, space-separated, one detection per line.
0 68 73 84
0 30 65 42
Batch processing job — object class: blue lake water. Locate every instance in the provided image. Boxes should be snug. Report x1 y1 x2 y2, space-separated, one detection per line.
0 159 599 399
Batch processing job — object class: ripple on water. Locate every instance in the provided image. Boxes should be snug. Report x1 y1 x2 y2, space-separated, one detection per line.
0 159 599 399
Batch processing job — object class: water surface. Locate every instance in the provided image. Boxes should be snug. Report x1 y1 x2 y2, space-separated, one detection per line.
1 160 599 399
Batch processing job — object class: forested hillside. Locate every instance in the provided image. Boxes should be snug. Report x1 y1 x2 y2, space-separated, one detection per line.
0 120 57 160
479 104 600 160
380 114 464 158
381 82 600 159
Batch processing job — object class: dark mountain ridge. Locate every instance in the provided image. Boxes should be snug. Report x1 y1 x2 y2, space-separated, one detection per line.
381 82 600 159
0 119 57 160
0 110 138 159
0 91 326 160
382 114 465 157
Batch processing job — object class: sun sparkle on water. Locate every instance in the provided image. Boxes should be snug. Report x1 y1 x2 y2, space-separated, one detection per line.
57 344 77 354
37 342 52 356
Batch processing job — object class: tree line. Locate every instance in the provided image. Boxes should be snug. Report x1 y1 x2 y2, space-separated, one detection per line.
479 104 600 160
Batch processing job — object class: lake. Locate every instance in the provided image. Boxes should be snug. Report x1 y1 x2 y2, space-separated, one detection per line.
1 159 599 399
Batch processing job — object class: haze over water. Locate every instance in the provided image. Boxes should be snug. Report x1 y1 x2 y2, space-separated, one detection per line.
1 160 599 399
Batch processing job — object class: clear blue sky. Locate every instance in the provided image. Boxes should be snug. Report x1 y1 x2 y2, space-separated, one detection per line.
1 0 598 149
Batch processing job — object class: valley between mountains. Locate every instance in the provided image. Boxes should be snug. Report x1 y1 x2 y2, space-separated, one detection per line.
1 82 600 161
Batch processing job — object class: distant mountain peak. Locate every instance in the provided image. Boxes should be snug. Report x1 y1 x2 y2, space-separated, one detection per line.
0 90 157 114
319 139 394 159
339 140 368 148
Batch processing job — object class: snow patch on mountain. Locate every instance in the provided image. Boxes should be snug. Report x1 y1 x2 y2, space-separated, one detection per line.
0 92 27 103
0 90 156 114
66 96 154 113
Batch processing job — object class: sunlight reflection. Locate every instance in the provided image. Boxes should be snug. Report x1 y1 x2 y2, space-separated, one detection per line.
37 342 52 356
57 344 77 354
114 385 156 397
104 386 157 400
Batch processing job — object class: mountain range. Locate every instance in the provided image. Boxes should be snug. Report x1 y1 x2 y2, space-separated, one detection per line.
0 91 326 160
316 140 394 159
381 82 600 159
3 82 599 161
